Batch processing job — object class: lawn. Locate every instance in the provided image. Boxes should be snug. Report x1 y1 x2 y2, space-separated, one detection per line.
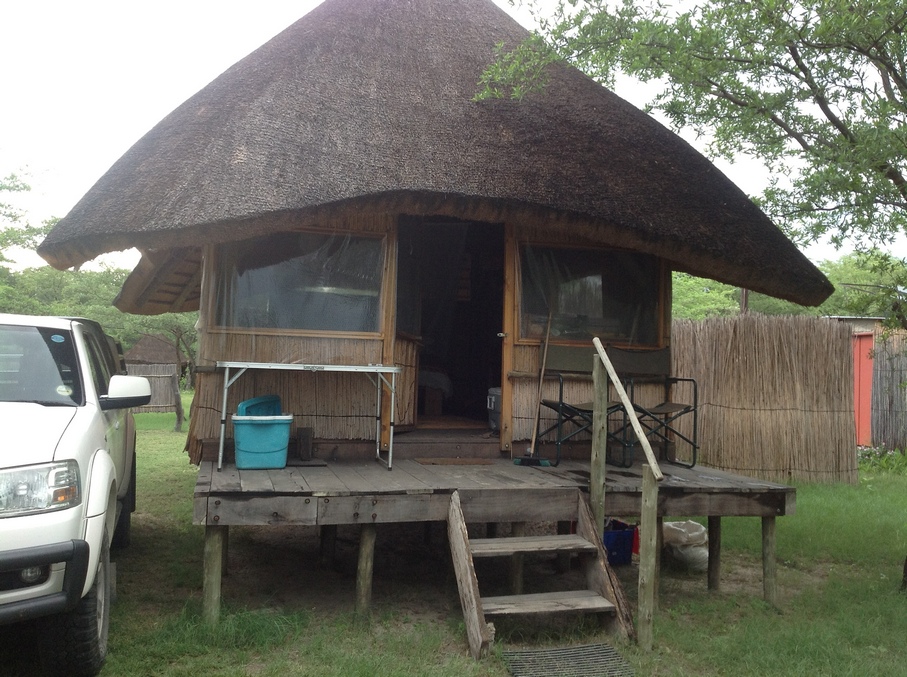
6 401 907 676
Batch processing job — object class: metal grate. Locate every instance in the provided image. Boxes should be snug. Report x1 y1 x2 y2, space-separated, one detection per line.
502 643 634 677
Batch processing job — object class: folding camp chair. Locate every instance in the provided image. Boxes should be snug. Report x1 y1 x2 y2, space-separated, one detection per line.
534 345 622 466
606 346 699 468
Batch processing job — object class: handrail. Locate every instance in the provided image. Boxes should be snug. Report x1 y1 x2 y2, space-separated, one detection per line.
592 337 664 482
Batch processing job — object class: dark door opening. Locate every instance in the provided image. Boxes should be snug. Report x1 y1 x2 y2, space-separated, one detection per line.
397 218 504 424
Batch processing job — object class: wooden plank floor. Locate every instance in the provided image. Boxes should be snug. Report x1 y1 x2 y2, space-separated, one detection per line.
194 457 795 527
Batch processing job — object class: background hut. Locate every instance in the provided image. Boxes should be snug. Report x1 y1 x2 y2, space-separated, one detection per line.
124 333 187 414
38 0 832 465
124 334 188 430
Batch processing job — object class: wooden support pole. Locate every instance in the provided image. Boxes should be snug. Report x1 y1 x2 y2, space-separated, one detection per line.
221 526 229 576
708 516 722 591
509 522 526 595
655 515 663 611
356 523 377 618
320 525 337 568
762 516 778 606
590 356 608 539
203 524 227 626
638 465 659 651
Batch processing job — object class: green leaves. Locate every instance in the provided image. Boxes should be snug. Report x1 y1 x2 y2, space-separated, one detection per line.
486 0 907 253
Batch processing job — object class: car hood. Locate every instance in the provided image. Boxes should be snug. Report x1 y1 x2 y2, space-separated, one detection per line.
0 404 79 467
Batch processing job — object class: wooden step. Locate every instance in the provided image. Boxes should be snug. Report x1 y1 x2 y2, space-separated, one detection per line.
481 590 616 616
469 534 597 558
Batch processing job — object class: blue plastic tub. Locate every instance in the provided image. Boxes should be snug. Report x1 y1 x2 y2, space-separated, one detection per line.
232 395 292 469
603 524 635 566
236 394 282 417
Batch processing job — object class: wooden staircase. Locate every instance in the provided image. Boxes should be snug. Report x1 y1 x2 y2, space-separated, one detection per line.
447 488 634 659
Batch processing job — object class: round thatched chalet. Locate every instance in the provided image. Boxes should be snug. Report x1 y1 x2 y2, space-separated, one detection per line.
38 0 833 463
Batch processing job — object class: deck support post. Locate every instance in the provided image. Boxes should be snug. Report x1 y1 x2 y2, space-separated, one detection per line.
762 516 778 606
708 516 721 591
203 524 227 626
509 522 526 595
356 523 377 617
638 465 659 652
320 525 337 568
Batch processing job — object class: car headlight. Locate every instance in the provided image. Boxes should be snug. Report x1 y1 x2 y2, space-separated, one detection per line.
0 461 81 517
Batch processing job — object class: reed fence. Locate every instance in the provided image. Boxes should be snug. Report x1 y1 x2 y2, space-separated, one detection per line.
672 314 857 484
872 330 907 452
126 363 180 413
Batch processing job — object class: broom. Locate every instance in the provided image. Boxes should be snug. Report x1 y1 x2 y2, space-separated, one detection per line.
516 310 552 467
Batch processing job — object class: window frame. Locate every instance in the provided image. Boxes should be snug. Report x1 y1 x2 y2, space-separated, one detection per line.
514 240 667 348
208 229 390 338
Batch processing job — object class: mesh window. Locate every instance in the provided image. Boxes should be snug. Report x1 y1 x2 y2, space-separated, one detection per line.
215 233 385 332
520 245 660 346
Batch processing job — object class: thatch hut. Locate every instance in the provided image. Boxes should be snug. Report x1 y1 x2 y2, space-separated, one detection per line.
123 334 187 416
38 0 832 463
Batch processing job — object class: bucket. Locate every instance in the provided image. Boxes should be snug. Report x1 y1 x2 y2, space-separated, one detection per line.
232 414 293 469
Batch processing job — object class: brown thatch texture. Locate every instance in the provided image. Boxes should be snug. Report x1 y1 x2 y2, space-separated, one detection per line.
39 0 831 310
673 315 857 483
871 330 907 451
124 334 187 366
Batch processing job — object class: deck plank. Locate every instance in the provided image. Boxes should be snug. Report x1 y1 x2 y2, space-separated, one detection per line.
481 590 615 616
292 465 352 496
267 468 304 493
470 535 597 557
239 469 276 493
345 460 433 495
210 466 242 493
391 459 457 491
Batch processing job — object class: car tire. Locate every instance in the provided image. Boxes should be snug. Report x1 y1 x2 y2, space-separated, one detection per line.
112 452 136 550
40 529 111 677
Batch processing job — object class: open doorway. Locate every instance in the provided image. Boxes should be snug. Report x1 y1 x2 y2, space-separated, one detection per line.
397 218 504 426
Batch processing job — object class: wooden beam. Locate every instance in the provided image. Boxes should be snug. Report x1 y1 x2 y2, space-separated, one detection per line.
638 465 659 651
509 522 526 595
379 228 397 450
447 491 494 659
590 356 608 539
708 516 721 591
575 492 635 641
762 516 778 606
320 525 337 568
500 222 516 456
202 525 227 625
356 523 377 617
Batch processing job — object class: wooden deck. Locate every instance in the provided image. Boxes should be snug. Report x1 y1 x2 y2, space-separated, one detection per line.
194 454 794 628
194 457 795 526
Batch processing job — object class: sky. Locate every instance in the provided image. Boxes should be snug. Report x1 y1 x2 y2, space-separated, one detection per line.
0 0 839 270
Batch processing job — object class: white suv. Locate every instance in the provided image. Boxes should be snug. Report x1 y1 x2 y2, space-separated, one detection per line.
0 315 150 676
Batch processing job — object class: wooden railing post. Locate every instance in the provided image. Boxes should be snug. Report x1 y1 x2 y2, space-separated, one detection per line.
638 464 659 651
590 356 609 539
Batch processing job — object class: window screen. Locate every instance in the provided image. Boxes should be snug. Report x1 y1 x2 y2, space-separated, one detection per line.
215 233 385 332
520 245 661 346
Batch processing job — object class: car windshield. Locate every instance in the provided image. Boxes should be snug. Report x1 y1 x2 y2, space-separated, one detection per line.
0 325 82 406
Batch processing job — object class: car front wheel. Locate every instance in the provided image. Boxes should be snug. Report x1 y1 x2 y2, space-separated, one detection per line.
40 529 110 677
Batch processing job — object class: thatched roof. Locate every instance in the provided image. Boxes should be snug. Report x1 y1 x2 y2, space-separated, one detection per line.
124 334 187 366
38 0 832 312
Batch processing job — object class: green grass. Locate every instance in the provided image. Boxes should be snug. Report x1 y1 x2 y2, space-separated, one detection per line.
97 404 907 675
